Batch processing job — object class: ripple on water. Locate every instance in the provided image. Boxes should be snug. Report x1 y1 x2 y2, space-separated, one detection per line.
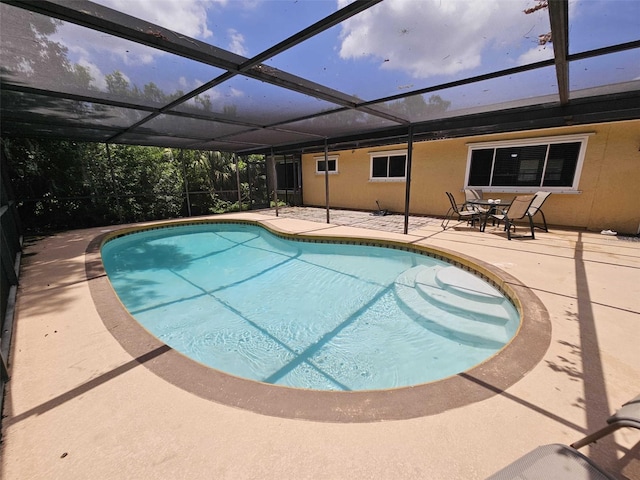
102 223 519 391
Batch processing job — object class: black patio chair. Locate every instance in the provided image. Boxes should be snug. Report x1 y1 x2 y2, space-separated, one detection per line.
442 192 480 230
488 194 536 240
528 191 552 232
464 188 488 214
464 188 483 202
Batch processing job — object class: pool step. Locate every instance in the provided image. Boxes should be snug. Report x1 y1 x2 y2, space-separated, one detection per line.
416 266 511 325
394 266 513 346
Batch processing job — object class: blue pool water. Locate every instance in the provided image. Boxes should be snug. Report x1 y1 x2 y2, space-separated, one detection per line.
101 223 519 391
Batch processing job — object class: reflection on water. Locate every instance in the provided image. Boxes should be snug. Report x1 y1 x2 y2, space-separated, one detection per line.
101 223 520 391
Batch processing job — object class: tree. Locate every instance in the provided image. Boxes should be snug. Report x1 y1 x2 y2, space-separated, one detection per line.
388 94 451 119
144 82 168 104
105 71 132 97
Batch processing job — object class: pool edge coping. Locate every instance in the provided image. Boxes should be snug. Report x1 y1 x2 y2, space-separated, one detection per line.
85 217 551 423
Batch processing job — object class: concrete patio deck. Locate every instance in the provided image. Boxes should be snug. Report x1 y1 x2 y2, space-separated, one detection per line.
2 208 639 479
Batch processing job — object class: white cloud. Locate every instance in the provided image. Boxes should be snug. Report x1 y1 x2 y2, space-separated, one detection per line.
16 59 34 76
77 58 108 91
337 0 551 78
227 87 244 98
227 29 248 56
46 0 221 93
95 0 221 40
46 26 160 100
517 45 554 66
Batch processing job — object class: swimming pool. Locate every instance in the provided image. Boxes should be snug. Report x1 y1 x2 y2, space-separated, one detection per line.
101 222 520 391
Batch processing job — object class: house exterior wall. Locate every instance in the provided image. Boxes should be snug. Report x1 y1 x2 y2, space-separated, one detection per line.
301 119 640 235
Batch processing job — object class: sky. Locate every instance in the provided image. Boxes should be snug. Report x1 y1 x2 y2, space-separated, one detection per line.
43 0 640 118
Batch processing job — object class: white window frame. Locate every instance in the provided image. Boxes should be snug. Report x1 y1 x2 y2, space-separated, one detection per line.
315 155 339 174
369 149 407 182
465 133 592 193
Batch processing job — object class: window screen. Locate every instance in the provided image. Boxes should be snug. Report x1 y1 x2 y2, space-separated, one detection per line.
468 139 584 189
371 154 406 179
276 162 295 189
317 159 336 172
543 142 581 186
388 155 406 177
468 149 494 186
372 157 388 177
493 145 547 186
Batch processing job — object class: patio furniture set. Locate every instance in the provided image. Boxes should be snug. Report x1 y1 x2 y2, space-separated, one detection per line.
442 189 552 240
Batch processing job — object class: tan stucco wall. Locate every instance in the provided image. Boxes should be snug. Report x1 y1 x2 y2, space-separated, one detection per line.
302 119 640 234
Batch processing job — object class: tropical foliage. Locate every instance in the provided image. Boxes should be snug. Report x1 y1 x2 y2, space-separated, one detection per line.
2 138 268 233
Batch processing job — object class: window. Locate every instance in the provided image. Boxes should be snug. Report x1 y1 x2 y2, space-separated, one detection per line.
315 155 338 174
276 161 300 190
370 150 407 181
466 134 589 192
